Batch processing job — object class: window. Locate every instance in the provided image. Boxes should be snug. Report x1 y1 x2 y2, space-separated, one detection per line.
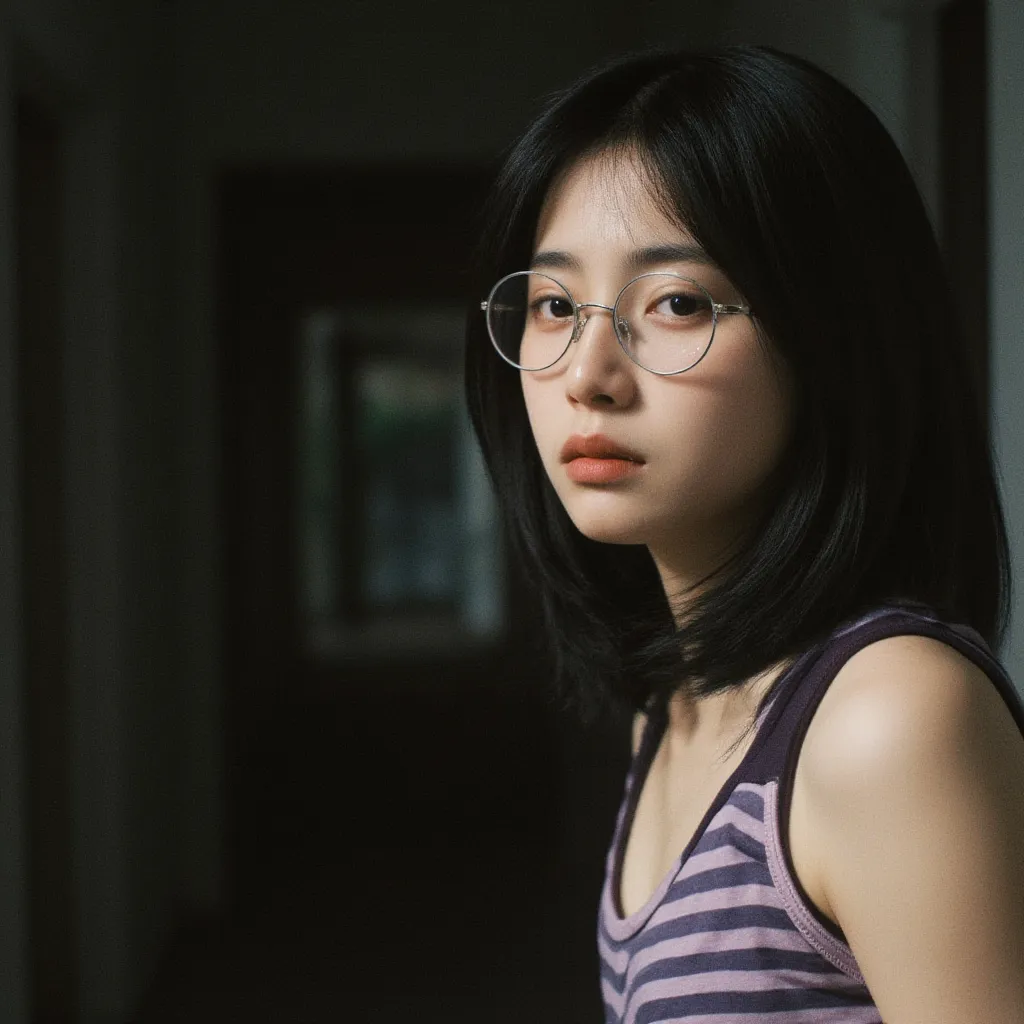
297 307 502 658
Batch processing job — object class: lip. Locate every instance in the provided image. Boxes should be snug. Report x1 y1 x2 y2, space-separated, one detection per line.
559 434 644 464
560 434 645 485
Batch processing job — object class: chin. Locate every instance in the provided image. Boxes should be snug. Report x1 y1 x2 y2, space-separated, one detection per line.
564 509 651 547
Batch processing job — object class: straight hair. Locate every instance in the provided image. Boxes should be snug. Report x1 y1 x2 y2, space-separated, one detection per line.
464 46 1010 720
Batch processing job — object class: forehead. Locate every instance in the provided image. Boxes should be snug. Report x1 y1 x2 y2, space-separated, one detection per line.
533 149 690 251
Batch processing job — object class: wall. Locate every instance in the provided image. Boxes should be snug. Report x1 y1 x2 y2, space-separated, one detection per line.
990 0 1024 687
0 0 185 1019
0 12 29 1021
721 0 943 225
0 4 118 1017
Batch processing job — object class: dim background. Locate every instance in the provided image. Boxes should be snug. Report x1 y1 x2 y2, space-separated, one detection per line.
1 0 1022 1021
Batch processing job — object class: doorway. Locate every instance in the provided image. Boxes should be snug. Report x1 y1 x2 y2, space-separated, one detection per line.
208 165 625 1021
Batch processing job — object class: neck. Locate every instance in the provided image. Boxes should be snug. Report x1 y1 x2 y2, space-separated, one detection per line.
647 498 767 627
664 658 785 753
649 539 735 628
648 527 785 748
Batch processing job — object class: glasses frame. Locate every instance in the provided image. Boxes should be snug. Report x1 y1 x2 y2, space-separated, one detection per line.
480 270 755 376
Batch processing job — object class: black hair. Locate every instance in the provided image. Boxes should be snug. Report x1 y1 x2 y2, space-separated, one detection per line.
464 46 1010 720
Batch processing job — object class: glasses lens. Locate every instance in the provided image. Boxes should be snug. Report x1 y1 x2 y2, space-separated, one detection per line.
487 272 575 370
615 274 716 374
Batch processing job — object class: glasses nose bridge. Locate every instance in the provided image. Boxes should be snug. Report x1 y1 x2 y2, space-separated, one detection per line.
573 299 619 344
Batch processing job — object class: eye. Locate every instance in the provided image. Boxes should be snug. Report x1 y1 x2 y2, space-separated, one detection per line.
529 295 575 321
656 292 703 318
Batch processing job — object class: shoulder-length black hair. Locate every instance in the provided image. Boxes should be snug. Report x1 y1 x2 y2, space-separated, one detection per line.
464 45 1010 719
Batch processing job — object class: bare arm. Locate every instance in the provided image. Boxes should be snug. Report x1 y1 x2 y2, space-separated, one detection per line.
800 636 1024 1023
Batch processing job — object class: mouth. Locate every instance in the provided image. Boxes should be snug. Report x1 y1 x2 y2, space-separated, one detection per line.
560 434 645 484
560 434 644 463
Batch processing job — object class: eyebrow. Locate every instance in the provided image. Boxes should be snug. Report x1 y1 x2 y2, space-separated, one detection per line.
529 243 716 274
627 243 716 273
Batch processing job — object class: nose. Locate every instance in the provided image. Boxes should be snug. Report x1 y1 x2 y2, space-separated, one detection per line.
564 303 638 409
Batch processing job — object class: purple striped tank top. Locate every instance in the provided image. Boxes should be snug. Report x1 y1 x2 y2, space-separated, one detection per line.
598 605 1024 1023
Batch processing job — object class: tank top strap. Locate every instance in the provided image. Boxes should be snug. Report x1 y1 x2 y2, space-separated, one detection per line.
742 603 1022 789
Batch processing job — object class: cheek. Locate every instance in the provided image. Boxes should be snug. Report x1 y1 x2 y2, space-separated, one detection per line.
719 358 793 497
520 374 559 461
665 348 794 503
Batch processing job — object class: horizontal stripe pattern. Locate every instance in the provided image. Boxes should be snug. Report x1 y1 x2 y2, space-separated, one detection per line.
600 608 1023 1022
599 782 881 1023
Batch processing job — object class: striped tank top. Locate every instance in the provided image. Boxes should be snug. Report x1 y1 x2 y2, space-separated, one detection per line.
598 605 1024 1022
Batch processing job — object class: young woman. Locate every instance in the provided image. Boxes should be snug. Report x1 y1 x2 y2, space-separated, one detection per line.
464 47 1024 1022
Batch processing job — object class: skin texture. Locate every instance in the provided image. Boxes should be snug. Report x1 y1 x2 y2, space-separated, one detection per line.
790 636 1024 1023
527 150 1024 1021
521 150 794 601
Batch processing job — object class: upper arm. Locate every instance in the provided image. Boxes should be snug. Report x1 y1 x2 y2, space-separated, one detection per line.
801 636 1024 1024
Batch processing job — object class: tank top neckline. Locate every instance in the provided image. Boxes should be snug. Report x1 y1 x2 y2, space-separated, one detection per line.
605 605 906 938
606 649 807 934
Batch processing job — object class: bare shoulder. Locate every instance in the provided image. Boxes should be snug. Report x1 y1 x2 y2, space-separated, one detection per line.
796 633 1024 1023
801 634 1022 791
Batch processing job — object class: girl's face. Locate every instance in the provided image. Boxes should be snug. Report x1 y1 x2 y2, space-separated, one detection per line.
521 150 794 587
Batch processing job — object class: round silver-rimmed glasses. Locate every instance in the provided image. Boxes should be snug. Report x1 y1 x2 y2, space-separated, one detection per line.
480 270 754 376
